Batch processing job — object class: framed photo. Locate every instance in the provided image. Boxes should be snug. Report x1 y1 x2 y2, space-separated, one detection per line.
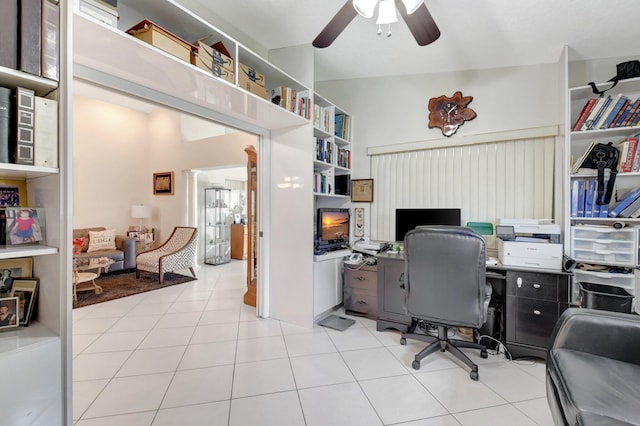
11 279 38 326
153 171 174 195
351 179 374 203
0 258 33 296
5 207 45 245
0 296 19 330
0 185 20 206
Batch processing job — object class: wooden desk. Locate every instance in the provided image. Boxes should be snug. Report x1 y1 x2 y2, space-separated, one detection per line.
373 252 571 359
231 224 247 260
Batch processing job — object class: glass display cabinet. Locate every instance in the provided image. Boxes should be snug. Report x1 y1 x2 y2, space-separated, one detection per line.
204 187 231 265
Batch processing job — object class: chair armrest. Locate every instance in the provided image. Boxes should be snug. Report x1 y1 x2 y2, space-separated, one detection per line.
549 308 640 365
116 236 137 270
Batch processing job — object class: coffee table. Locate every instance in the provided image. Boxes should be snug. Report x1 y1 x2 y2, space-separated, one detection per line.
72 257 115 301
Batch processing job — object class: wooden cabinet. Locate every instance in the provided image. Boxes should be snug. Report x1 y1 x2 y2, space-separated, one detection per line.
505 269 570 359
344 264 377 319
376 253 411 332
231 224 247 260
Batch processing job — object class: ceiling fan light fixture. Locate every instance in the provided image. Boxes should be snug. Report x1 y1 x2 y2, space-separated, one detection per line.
352 0 377 19
376 0 398 25
401 0 423 14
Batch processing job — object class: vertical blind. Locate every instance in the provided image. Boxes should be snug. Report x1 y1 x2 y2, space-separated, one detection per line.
370 136 556 241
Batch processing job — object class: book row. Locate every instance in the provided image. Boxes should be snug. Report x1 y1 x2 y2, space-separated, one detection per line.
572 133 640 174
572 179 640 219
572 94 640 132
313 170 332 194
335 113 351 141
269 87 311 120
0 86 58 168
315 138 351 169
0 0 60 82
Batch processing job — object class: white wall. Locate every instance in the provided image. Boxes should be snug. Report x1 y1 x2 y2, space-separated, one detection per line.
316 63 562 180
73 96 257 243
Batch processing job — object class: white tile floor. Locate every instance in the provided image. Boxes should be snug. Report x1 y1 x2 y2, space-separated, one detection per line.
72 261 554 425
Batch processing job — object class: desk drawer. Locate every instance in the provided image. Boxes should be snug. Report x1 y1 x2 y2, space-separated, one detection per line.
345 268 377 290
507 271 560 301
509 296 559 349
345 288 377 318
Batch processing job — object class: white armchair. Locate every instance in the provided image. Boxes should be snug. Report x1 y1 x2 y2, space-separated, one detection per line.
136 227 198 284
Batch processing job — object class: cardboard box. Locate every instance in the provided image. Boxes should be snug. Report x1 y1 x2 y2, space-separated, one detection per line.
191 41 234 73
127 19 195 64
239 63 265 87
212 64 234 84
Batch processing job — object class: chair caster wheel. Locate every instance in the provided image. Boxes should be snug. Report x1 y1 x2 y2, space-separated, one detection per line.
412 360 421 370
480 349 488 359
470 371 479 381
400 337 407 345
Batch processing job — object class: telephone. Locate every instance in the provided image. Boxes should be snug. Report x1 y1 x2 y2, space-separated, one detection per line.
346 253 364 265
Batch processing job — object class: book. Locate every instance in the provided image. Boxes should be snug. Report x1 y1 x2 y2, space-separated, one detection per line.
617 194 640 218
618 137 638 173
14 86 35 165
612 99 635 128
620 98 640 127
570 180 581 217
600 95 628 129
19 0 42 76
0 88 12 164
581 96 609 130
584 180 596 217
576 179 586 217
588 95 613 130
572 98 598 131
41 0 59 81
571 141 597 173
33 96 58 168
608 186 640 217
630 137 640 172
0 0 18 70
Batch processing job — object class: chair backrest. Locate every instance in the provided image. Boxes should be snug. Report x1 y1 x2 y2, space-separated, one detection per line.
163 227 198 252
404 225 486 328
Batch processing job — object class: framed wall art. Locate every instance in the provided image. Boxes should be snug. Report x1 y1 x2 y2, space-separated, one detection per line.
0 296 19 330
0 258 33 296
153 171 174 195
351 179 373 203
11 279 38 326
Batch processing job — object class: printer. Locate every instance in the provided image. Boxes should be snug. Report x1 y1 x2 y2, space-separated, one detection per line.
496 218 563 270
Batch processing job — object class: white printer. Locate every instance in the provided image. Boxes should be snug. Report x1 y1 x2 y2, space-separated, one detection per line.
496 219 563 270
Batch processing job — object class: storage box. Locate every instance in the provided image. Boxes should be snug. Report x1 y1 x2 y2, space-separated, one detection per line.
191 41 234 73
126 19 195 64
212 64 234 84
579 282 633 313
238 63 267 99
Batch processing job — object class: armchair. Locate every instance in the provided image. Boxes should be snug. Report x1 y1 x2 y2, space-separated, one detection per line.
136 226 198 284
546 308 640 425
400 226 491 380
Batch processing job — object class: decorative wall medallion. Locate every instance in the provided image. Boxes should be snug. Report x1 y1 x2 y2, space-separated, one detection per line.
428 91 477 137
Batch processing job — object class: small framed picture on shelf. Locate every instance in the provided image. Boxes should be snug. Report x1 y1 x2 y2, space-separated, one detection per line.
0 258 33 297
4 207 45 245
0 296 19 330
153 171 174 195
351 179 374 203
0 185 20 207
11 279 38 326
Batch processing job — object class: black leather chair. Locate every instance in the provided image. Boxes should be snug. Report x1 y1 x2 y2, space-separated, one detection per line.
400 226 492 380
546 308 640 425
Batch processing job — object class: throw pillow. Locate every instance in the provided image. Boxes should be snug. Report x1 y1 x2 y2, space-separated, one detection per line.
87 229 116 253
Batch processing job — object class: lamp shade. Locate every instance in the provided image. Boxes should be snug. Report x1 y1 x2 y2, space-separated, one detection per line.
353 0 377 18
376 0 398 24
131 205 152 219
401 0 423 14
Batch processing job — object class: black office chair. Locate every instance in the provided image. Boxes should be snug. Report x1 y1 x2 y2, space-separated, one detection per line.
546 308 640 425
400 226 492 380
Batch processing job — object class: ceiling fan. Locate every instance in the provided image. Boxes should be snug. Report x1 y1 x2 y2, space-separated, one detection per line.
313 0 440 48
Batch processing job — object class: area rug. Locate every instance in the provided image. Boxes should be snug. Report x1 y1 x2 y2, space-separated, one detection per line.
73 272 196 309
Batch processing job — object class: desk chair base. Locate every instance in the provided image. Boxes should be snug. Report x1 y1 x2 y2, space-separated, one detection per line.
401 322 487 381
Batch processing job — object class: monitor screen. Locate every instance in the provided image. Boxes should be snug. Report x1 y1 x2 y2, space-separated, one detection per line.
395 208 461 241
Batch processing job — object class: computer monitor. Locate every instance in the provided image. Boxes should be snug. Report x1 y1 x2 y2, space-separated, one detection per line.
395 208 461 241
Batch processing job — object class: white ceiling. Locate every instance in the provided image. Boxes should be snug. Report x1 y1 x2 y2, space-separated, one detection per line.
185 0 640 81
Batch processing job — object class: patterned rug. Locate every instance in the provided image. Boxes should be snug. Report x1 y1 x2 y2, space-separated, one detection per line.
73 271 196 309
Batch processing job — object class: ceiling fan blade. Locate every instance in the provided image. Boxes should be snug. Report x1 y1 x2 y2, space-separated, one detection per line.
397 1 441 46
313 1 359 48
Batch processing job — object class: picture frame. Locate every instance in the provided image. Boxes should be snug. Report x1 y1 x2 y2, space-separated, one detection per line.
4 207 45 245
351 179 374 203
0 258 33 296
153 171 174 195
0 296 19 330
11 279 38 326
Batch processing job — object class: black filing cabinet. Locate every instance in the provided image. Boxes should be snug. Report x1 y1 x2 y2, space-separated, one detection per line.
344 264 378 320
506 269 570 359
